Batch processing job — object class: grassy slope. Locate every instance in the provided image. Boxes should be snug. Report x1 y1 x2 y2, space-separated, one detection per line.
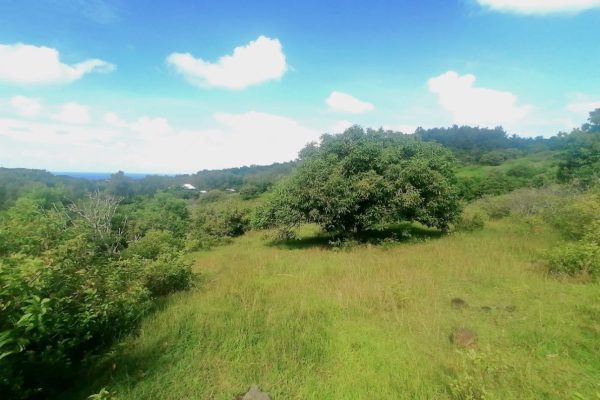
456 151 558 178
73 220 599 399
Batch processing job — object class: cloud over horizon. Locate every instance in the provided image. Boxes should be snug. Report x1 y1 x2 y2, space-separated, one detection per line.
0 43 114 85
167 36 287 90
476 0 600 14
428 71 533 128
0 101 320 173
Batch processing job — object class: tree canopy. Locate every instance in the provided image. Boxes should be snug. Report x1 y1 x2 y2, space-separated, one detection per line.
557 109 600 187
256 126 462 237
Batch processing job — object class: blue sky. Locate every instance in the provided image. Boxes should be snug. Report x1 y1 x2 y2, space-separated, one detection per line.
1 0 599 173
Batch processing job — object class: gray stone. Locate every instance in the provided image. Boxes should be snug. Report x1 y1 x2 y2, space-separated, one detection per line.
241 384 271 400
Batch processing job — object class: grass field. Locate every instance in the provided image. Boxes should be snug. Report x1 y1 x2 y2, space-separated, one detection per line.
71 219 600 399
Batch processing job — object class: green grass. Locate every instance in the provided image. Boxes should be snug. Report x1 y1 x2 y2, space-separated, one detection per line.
70 219 600 399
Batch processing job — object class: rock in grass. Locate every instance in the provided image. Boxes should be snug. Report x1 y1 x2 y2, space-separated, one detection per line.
450 328 477 349
451 297 468 309
240 384 271 400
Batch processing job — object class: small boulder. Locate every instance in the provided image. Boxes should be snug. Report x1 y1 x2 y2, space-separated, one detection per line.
450 328 477 349
241 384 271 400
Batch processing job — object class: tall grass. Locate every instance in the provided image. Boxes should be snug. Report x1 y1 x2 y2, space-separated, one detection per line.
69 220 600 399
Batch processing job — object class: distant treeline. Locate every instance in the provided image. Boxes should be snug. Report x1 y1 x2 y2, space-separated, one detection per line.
2 109 598 208
416 125 565 163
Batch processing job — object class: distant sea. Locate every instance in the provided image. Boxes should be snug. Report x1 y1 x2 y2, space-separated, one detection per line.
52 172 151 180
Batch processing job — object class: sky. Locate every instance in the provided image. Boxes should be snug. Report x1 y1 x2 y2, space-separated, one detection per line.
0 0 599 173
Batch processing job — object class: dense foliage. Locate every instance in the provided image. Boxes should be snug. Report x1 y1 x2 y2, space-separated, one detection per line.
0 190 195 398
256 127 462 237
556 110 600 187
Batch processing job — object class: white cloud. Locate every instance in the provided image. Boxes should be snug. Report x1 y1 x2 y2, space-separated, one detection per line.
211 111 319 165
567 100 600 114
105 112 173 136
10 95 42 117
0 106 320 173
167 36 287 90
326 91 375 113
54 102 92 124
476 0 600 14
0 43 114 85
428 71 532 128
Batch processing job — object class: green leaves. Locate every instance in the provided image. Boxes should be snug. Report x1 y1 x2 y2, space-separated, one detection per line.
258 127 462 237
0 190 197 398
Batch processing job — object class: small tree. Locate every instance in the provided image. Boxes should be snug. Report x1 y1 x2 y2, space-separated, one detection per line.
255 126 461 238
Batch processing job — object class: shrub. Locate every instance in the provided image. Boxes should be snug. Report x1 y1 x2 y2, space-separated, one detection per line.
546 192 600 240
0 191 197 398
480 150 510 165
0 254 151 398
186 206 250 250
546 242 600 278
475 196 511 220
142 253 195 297
454 212 485 232
125 229 181 260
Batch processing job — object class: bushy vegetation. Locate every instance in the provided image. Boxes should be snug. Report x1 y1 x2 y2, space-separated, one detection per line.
186 206 250 250
256 126 461 238
545 193 600 278
556 110 600 187
0 191 195 398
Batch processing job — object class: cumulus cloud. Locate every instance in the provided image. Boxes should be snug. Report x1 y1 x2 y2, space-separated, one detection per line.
476 0 600 14
428 71 532 128
10 95 42 117
0 43 114 85
326 91 374 113
167 36 287 90
54 102 92 124
0 105 320 173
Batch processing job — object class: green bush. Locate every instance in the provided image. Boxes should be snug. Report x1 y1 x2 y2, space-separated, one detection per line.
546 242 600 278
186 206 250 250
142 253 195 297
454 212 485 232
0 254 151 398
125 229 181 260
545 195 600 278
0 191 197 398
547 192 600 240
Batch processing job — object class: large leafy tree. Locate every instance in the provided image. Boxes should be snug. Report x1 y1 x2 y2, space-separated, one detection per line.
256 126 462 237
